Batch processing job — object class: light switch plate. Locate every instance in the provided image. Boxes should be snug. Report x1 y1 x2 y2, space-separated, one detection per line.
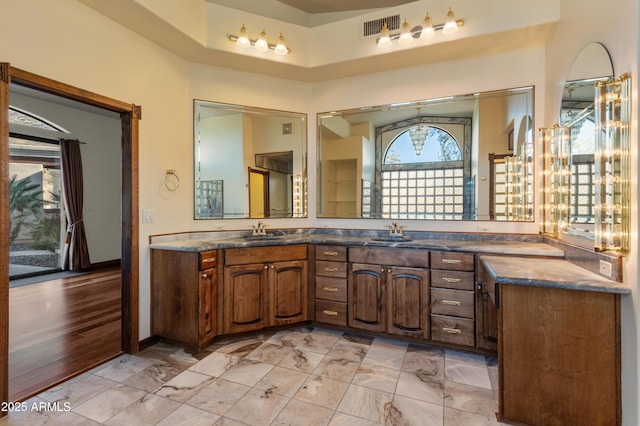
142 209 155 223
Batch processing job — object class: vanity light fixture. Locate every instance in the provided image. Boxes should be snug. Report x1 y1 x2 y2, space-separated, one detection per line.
376 7 463 48
594 73 630 253
229 26 290 55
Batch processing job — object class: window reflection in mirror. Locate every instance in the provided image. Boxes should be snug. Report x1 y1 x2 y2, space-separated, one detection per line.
317 87 534 221
559 42 613 242
194 101 307 219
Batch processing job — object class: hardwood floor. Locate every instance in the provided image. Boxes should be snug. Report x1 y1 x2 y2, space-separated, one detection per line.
8 267 122 401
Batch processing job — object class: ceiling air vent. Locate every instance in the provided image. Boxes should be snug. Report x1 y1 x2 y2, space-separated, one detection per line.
363 15 400 38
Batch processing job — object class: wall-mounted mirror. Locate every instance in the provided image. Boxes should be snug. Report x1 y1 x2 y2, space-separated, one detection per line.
194 101 307 219
559 42 613 242
317 87 534 221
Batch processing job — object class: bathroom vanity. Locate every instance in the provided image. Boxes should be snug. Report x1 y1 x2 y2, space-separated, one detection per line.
480 255 628 425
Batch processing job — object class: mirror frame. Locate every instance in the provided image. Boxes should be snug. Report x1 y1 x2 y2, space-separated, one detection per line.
193 100 308 220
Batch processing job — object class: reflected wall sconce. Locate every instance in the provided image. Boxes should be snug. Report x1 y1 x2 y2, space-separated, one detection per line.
377 7 463 48
229 25 290 55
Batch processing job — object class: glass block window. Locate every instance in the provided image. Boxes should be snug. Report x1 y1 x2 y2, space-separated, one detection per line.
570 155 595 223
381 168 464 219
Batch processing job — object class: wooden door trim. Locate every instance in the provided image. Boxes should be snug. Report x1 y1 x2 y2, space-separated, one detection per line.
1 64 139 410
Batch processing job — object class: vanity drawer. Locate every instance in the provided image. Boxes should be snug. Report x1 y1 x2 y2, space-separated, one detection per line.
430 251 474 271
430 288 475 319
224 244 307 266
430 314 475 347
315 245 347 262
316 260 348 278
315 276 347 302
431 270 475 291
199 250 217 270
315 300 347 326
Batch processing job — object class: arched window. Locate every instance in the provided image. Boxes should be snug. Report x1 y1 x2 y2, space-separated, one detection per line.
380 125 465 220
9 106 68 132
383 126 462 164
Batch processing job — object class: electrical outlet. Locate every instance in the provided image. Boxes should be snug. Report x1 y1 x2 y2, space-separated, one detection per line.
599 260 612 277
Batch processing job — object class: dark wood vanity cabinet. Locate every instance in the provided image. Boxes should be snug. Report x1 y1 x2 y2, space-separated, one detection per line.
151 249 218 349
429 251 476 347
348 247 430 337
314 245 348 326
224 245 308 334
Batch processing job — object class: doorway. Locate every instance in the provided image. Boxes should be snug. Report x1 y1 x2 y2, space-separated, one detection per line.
0 64 139 406
249 168 270 218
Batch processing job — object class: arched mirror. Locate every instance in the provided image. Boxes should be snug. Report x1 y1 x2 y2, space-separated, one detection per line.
559 43 613 244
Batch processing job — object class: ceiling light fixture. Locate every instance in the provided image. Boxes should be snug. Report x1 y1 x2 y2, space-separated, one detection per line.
377 7 463 48
229 26 290 55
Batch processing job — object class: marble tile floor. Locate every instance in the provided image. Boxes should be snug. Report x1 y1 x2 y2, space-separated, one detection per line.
0 326 505 425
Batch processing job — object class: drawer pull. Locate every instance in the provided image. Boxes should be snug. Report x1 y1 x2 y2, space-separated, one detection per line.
442 277 462 283
202 258 216 263
324 267 339 272
442 299 461 306
442 259 462 264
323 251 339 256
323 287 339 292
443 327 462 334
322 310 338 316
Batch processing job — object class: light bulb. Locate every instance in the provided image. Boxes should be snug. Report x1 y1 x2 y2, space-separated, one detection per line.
274 33 288 55
442 7 459 35
377 21 392 48
255 29 268 52
420 13 435 39
398 19 412 44
236 24 250 48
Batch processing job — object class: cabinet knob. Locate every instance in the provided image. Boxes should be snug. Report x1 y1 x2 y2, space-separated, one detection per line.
271 265 275 269
201 273 208 278
264 265 269 270
381 268 385 273
477 284 483 291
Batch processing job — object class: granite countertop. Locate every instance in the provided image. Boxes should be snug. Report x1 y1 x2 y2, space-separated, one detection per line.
149 232 565 257
480 255 630 294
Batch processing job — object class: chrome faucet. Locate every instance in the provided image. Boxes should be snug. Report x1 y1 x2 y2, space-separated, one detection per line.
252 221 267 235
388 221 404 236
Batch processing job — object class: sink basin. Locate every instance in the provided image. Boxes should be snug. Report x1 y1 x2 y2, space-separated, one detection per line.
243 234 282 241
372 235 413 242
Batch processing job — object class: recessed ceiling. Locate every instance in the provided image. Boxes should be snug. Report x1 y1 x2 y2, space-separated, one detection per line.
206 0 417 27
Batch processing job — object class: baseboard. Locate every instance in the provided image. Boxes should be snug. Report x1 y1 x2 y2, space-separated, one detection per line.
89 259 121 270
138 335 160 351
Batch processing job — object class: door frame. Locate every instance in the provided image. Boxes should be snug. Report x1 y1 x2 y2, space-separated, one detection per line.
248 167 270 218
0 64 139 407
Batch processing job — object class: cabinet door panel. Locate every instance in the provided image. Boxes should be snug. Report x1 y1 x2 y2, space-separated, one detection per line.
270 260 308 325
199 267 217 340
349 263 386 332
224 264 268 333
387 267 430 338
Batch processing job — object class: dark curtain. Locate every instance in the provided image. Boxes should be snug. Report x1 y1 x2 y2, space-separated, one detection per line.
60 139 91 270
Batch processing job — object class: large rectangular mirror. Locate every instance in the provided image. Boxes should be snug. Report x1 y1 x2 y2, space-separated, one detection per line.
194 101 307 219
317 87 534 221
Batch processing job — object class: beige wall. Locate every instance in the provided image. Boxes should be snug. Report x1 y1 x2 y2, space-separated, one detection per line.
1 1 638 423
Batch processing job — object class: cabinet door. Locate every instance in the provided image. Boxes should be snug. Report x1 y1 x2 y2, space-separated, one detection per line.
387 267 430 339
224 263 268 334
475 262 498 351
269 260 308 326
349 263 386 332
199 267 217 342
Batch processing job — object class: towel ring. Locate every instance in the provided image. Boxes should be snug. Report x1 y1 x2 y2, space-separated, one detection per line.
164 169 180 191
